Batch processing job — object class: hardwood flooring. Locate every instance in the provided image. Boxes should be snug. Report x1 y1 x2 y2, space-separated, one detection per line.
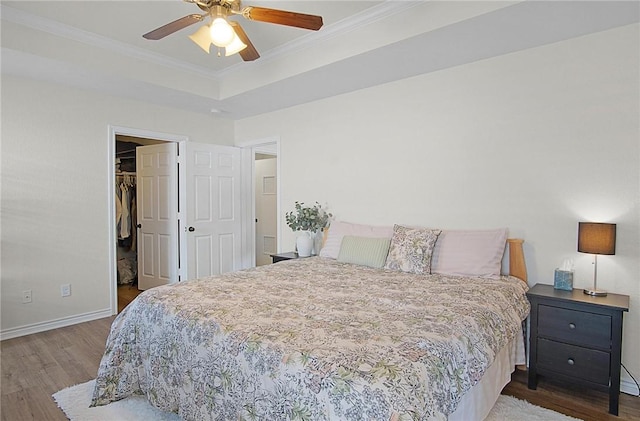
2 287 639 420
1 317 114 421
117 283 142 313
503 370 640 421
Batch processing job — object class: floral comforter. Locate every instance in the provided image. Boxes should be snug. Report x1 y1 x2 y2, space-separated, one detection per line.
92 257 529 420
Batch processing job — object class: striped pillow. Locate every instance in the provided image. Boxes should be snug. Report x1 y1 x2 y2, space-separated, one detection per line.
337 236 391 268
431 228 508 278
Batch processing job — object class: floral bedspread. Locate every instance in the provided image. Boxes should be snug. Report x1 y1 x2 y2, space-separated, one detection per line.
92 257 529 420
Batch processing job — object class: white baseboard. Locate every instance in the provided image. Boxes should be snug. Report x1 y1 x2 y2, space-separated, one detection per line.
621 377 640 396
0 309 113 341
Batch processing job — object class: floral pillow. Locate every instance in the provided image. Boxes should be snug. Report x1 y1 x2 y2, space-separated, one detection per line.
384 225 442 274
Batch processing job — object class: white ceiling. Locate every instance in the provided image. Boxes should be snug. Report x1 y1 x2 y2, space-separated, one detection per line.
2 1 638 119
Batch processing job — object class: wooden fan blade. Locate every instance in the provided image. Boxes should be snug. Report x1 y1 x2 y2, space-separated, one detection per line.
143 14 205 40
229 21 260 61
243 7 323 31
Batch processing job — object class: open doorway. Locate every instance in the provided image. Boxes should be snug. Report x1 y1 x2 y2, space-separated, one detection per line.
238 138 280 268
108 125 188 315
255 153 278 266
114 135 171 311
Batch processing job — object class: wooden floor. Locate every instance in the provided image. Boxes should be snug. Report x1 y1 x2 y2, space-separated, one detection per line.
502 370 640 421
1 317 114 421
117 282 142 313
2 287 639 420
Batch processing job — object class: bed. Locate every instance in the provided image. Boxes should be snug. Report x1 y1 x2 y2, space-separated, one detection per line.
92 223 530 420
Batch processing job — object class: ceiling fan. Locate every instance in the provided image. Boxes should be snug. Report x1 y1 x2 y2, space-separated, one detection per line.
143 0 324 61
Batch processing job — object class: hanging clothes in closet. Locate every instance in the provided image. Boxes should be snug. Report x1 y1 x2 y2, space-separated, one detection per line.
116 174 136 244
116 173 137 284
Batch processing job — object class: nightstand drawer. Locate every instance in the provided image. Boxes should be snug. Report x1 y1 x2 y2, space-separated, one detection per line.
527 284 630 416
538 305 611 349
538 339 610 385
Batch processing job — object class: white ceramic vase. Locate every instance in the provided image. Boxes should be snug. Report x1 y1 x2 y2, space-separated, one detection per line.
296 232 313 257
312 231 322 255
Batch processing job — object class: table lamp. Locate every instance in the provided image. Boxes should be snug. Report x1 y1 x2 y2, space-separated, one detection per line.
577 222 616 296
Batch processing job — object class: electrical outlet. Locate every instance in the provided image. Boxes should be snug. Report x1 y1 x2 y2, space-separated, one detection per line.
61 284 71 297
22 290 32 304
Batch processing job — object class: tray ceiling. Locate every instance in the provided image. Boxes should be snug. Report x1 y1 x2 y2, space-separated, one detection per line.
2 1 638 119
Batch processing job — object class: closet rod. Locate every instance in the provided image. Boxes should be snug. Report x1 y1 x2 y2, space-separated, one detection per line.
116 171 136 175
116 148 137 155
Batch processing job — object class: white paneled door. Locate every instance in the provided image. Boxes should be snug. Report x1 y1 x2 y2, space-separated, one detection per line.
255 157 277 266
136 143 178 290
185 143 242 280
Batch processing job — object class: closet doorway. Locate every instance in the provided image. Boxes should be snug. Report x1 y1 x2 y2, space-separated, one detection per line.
114 135 170 310
110 126 244 315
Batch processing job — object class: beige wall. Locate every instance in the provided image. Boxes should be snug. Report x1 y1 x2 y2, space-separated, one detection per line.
2 18 638 394
1 75 234 335
235 24 640 390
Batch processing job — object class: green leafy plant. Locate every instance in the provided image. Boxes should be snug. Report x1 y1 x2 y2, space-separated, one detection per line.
285 202 332 233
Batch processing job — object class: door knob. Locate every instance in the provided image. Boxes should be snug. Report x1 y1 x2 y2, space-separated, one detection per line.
136 224 142 229
188 226 195 232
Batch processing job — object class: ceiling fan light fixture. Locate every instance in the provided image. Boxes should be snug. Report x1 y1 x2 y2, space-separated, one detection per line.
143 2 322 62
225 32 247 56
188 25 212 53
210 17 235 47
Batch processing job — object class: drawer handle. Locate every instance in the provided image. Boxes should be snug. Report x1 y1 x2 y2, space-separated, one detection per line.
568 323 576 329
567 358 575 365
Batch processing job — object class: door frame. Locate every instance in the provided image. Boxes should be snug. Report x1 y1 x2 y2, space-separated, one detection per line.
237 136 281 269
107 125 188 314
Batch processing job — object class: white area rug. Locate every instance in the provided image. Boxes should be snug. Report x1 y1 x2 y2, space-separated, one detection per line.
53 380 582 421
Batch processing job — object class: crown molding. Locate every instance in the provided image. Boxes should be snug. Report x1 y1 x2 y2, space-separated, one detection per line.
1 1 423 82
0 4 219 80
217 0 423 77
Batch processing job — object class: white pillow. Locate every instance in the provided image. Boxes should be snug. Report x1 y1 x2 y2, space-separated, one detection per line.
431 228 508 278
320 220 394 259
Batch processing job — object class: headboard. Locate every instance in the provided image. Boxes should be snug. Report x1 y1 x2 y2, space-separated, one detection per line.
507 238 527 284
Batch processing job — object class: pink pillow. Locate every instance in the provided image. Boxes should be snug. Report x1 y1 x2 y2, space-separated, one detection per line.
431 228 508 278
320 220 394 259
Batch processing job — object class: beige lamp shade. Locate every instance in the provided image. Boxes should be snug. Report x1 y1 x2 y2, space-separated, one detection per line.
225 33 247 56
578 222 616 255
189 25 212 53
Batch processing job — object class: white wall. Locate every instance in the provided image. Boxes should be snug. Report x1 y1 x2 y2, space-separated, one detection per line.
236 24 640 390
1 75 234 336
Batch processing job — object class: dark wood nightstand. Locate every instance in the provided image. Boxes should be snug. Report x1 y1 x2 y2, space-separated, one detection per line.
527 283 629 415
270 252 302 264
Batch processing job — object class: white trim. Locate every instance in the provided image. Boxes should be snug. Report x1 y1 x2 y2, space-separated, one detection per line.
240 148 255 269
0 309 112 341
621 377 640 397
0 4 218 81
217 1 423 77
236 136 281 149
177 141 187 283
1 2 422 82
238 136 281 267
108 125 189 315
254 144 277 156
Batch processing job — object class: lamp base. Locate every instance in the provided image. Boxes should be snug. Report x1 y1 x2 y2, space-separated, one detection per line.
583 288 608 297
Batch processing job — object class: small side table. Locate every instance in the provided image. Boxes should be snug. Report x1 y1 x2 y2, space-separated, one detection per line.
527 283 629 415
270 252 303 264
